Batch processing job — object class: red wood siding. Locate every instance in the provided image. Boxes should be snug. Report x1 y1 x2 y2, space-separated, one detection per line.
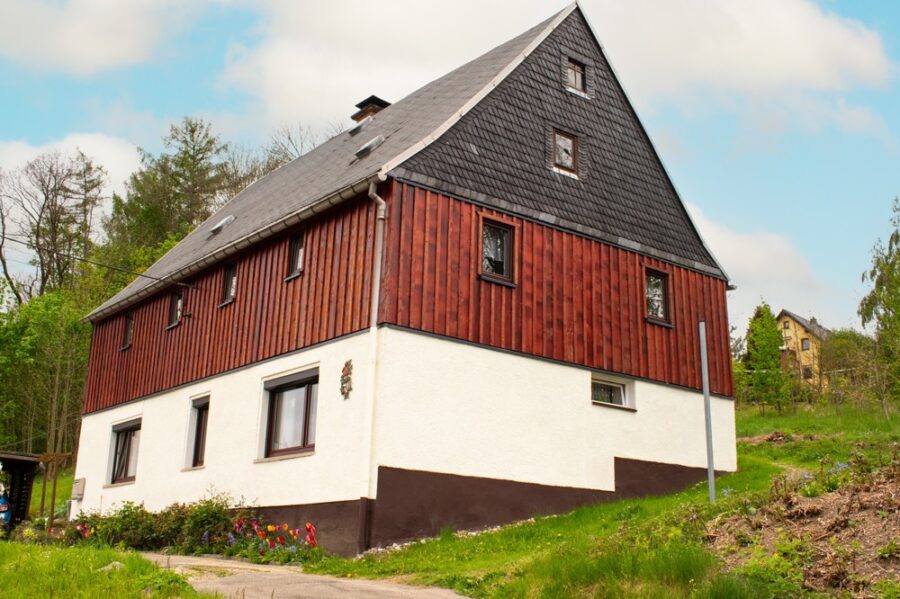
83 196 376 413
379 182 733 396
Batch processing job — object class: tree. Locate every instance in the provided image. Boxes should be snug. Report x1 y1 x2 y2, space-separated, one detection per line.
859 197 900 417
0 151 106 298
742 301 788 411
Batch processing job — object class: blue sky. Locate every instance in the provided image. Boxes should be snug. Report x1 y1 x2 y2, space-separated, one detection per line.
1 0 897 333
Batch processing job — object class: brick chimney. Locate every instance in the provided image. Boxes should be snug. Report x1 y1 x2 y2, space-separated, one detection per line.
351 95 391 122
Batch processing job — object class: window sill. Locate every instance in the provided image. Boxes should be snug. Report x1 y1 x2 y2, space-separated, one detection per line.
551 165 580 180
103 480 136 489
564 86 591 99
478 273 516 288
283 272 303 283
591 401 637 413
217 298 235 309
119 345 131 352
165 322 181 331
646 317 674 329
254 448 315 463
181 465 205 472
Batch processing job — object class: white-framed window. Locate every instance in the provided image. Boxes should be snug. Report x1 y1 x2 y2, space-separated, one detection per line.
591 378 630 409
110 419 141 483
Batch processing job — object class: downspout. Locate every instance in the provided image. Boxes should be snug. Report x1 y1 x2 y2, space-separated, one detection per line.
358 177 387 551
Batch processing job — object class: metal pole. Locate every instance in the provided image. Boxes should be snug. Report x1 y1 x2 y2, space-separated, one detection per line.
699 320 716 503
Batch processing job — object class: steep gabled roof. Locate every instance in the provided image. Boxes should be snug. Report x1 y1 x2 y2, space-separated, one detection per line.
87 3 725 322
776 309 831 341
87 6 573 322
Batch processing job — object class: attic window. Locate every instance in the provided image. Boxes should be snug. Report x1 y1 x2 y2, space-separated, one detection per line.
566 58 586 92
783 321 790 329
121 311 134 351
553 130 578 174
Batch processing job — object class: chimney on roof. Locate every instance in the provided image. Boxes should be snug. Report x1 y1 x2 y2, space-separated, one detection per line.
351 95 391 122
810 317 818 325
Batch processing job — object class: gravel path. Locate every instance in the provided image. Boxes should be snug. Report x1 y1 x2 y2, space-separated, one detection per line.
143 553 465 599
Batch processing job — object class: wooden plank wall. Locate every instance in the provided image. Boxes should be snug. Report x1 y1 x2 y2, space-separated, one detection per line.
379 182 733 396
83 196 376 413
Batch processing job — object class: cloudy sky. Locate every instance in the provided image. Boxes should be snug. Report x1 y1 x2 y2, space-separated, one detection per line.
1 0 898 333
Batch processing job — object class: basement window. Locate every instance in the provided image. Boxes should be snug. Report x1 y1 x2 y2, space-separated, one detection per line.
802 367 813 380
480 219 514 284
566 58 586 93
591 379 631 409
121 311 134 350
111 420 141 484
645 270 669 324
285 232 305 281
220 263 237 306
553 130 578 174
167 291 184 329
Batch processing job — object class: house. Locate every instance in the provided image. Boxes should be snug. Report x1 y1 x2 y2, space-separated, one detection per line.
776 309 830 386
72 4 737 555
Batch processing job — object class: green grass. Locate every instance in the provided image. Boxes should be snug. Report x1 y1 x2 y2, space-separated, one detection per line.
304 402 900 597
29 467 74 518
0 542 203 598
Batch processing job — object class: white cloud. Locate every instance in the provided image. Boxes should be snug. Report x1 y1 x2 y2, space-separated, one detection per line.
0 0 201 76
219 0 893 141
687 203 861 334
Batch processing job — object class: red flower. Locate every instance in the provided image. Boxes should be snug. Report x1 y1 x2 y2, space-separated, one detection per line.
257 531 266 538
277 536 285 545
267 538 276 549
306 534 317 547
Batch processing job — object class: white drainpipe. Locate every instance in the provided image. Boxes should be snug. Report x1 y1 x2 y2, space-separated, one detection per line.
360 179 387 508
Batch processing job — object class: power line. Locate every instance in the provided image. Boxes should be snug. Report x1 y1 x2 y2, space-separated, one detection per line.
1 233 192 288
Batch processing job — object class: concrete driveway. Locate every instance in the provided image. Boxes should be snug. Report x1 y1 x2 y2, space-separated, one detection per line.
143 553 465 599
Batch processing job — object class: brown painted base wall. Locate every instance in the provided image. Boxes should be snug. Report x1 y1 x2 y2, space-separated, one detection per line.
249 457 714 555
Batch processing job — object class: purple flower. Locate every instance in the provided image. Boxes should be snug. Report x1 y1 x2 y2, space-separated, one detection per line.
202 530 210 545
227 532 236 546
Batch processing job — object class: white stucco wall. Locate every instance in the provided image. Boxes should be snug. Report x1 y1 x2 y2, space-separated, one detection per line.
73 325 737 515
371 328 737 493
72 332 371 515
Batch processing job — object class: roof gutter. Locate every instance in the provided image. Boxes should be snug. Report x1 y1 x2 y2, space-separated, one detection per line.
84 174 381 323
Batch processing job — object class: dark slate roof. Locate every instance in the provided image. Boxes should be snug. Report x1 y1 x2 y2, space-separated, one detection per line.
87 3 725 321
396 8 722 276
777 310 831 340
87 8 567 321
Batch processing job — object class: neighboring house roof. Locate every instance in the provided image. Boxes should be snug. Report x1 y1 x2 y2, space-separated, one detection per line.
86 2 724 322
777 309 831 341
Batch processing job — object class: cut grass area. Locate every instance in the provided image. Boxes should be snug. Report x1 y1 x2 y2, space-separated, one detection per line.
29 467 74 518
306 403 899 597
0 542 203 598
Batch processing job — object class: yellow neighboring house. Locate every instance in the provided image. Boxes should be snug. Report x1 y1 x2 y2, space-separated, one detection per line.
776 309 831 387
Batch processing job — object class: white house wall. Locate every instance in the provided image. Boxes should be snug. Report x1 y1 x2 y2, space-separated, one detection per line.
371 327 736 493
72 332 371 515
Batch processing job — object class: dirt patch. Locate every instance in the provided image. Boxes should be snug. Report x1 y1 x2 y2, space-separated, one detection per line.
737 431 823 445
710 471 900 596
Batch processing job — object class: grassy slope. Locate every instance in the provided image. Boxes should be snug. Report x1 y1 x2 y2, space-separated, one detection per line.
0 542 204 598
29 467 74 518
305 403 899 597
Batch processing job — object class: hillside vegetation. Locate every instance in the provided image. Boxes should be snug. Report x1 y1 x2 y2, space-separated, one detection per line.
304 403 899 598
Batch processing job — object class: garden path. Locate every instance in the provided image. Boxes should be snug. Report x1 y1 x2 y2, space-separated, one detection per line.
143 552 465 599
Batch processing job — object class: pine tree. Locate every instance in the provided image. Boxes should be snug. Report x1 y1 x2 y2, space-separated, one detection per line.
743 301 788 411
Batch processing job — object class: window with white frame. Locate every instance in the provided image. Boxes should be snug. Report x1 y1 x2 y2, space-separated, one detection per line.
111 420 141 483
591 379 628 408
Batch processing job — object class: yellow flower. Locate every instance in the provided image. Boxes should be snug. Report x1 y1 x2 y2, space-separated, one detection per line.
267 524 276 532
